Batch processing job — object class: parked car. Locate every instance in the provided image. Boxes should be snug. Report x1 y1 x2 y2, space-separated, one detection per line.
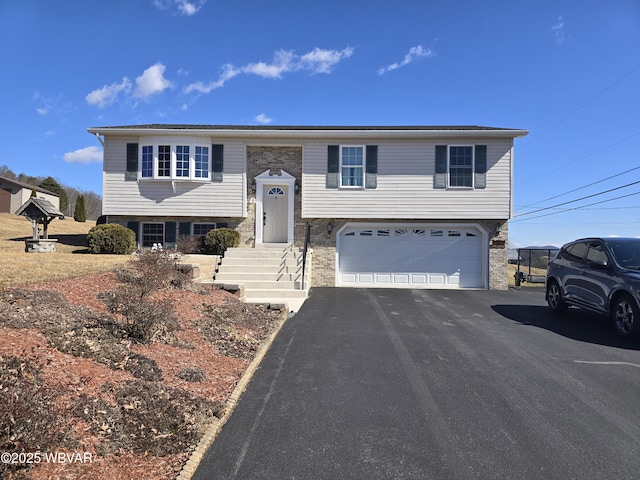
546 237 640 338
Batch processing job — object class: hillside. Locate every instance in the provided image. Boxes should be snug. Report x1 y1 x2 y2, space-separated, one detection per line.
0 213 129 286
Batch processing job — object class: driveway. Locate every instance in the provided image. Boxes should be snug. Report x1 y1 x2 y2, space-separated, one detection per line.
193 287 640 480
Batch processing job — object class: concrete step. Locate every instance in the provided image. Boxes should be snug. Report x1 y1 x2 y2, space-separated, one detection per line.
244 288 309 299
214 272 302 282
219 264 302 274
215 280 303 290
219 257 302 267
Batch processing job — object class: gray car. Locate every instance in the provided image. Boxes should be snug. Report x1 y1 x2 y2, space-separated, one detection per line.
546 237 640 338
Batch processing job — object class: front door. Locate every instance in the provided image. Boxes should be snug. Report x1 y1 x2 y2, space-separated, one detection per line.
263 185 288 243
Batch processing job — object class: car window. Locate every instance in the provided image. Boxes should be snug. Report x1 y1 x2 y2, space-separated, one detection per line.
586 243 608 264
609 241 640 270
564 242 588 262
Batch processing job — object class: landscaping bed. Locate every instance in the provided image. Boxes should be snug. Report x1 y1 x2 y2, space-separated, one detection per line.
0 270 285 479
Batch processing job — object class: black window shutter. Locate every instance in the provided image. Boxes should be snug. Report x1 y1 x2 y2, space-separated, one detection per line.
474 145 487 189
126 143 138 181
212 144 223 182
327 145 339 189
165 221 177 247
179 222 191 237
126 221 139 245
365 145 378 189
434 145 447 189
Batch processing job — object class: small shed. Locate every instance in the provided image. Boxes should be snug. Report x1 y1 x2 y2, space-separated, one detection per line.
16 197 65 253
514 245 559 286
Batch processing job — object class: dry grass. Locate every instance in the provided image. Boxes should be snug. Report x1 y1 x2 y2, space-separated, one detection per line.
508 263 547 287
0 213 130 287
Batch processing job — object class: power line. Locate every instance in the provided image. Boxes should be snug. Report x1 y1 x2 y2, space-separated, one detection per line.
516 130 640 188
519 62 640 151
513 180 640 218
511 190 640 222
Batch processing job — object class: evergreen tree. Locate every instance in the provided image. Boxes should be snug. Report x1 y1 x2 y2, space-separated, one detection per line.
30 188 37 198
39 176 69 213
73 195 87 222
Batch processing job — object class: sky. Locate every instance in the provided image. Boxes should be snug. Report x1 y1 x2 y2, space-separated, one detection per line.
0 0 639 248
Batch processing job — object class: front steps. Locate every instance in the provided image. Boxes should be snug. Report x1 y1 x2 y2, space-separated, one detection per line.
213 244 311 312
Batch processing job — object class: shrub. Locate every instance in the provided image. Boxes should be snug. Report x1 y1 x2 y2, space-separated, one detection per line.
87 224 136 254
73 194 87 222
203 228 240 255
177 234 203 254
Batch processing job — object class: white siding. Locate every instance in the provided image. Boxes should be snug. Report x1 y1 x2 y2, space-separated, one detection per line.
302 138 513 219
103 136 245 217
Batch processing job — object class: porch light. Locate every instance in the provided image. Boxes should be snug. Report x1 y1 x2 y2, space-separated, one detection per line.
251 180 256 192
295 182 300 193
327 222 333 235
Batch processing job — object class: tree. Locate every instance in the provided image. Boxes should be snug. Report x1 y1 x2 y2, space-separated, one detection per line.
30 188 37 198
74 195 87 222
39 176 69 214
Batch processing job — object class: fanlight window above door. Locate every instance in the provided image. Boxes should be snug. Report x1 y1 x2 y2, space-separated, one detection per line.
268 187 285 196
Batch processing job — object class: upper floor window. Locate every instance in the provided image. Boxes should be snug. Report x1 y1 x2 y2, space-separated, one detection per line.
176 145 190 177
195 146 209 178
136 144 210 181
448 146 473 187
341 146 364 187
141 146 153 178
158 145 171 177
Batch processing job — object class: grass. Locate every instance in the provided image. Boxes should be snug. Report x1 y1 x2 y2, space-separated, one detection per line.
0 213 130 287
508 263 547 288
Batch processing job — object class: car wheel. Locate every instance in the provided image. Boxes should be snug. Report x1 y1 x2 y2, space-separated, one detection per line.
612 294 640 339
547 280 567 313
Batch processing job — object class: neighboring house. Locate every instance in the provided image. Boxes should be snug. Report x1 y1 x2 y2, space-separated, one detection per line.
0 176 61 214
87 124 528 290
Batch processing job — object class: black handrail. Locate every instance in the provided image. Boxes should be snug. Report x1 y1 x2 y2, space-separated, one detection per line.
301 222 311 290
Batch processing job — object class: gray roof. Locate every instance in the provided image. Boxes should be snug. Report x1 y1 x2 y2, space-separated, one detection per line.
0 175 58 196
89 124 522 132
16 197 65 218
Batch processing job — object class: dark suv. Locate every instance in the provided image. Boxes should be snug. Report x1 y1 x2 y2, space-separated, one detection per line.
546 237 640 338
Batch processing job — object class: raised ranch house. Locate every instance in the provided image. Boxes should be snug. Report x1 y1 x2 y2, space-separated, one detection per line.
88 124 527 299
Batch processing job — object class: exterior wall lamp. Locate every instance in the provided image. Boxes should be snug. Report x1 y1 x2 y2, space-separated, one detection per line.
327 222 333 235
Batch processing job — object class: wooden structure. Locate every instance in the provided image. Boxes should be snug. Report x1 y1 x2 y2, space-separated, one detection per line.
15 197 65 253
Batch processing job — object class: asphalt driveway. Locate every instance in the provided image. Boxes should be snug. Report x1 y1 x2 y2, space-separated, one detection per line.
193 287 640 480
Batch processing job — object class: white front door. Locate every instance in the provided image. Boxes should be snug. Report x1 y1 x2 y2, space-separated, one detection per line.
263 185 288 243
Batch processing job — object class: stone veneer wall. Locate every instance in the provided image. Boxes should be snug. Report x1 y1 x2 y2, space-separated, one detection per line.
235 146 303 247
299 218 510 290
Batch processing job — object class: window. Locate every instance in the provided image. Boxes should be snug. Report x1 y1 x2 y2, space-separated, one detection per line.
142 223 164 248
341 146 364 187
563 242 588 263
193 223 216 237
141 146 153 178
195 146 209 178
176 145 190 177
134 143 214 181
586 243 608 265
158 145 171 177
449 146 473 187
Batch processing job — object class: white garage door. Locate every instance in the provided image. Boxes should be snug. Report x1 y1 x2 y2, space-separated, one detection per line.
337 225 485 288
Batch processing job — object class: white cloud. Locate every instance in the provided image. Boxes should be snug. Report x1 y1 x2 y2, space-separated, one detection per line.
36 107 48 116
378 45 435 75
63 146 103 164
153 0 207 16
134 63 173 98
254 113 273 124
552 15 568 44
185 47 354 94
85 77 132 108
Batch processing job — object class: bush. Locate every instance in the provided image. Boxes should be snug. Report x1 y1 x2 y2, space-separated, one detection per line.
87 224 136 254
177 234 203 254
203 228 240 255
73 194 87 222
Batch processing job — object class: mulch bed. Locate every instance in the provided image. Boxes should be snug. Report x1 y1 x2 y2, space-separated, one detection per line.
0 272 285 479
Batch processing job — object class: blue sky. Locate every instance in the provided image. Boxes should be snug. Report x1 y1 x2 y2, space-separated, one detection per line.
1 0 639 247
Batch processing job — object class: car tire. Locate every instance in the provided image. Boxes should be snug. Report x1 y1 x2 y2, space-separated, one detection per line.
547 280 567 313
612 294 640 339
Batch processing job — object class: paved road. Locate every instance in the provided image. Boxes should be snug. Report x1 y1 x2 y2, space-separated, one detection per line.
193 287 640 480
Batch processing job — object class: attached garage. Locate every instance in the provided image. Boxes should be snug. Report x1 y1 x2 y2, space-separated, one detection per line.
336 223 488 289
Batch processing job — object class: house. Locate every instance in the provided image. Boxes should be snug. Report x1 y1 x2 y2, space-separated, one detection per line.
87 124 528 292
0 176 61 214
